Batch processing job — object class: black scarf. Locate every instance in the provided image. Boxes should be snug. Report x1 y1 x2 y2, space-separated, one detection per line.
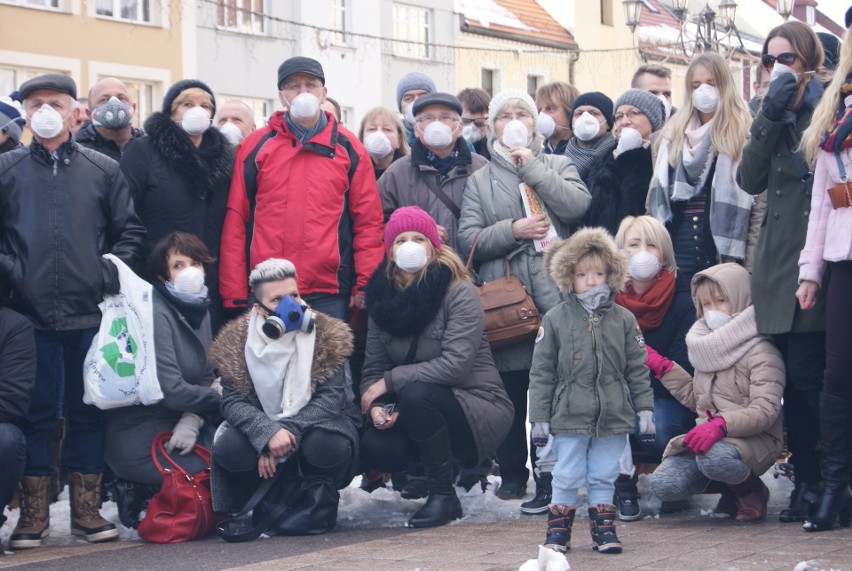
365 262 453 337
153 281 210 330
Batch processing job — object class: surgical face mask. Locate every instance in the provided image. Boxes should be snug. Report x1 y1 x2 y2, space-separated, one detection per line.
403 104 416 125
218 121 244 146
363 131 394 159
616 127 644 156
573 112 601 142
692 83 719 114
462 123 483 143
181 106 211 136
287 92 320 121
258 296 316 339
770 62 799 83
91 96 133 130
704 309 731 330
173 266 205 295
657 93 672 119
29 104 66 139
501 119 529 148
394 241 429 273
628 250 661 281
421 121 454 149
538 112 556 138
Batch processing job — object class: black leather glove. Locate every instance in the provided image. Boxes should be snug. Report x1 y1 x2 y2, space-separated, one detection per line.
760 74 798 122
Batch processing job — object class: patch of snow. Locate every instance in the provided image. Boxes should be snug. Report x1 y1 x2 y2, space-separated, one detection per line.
454 0 536 32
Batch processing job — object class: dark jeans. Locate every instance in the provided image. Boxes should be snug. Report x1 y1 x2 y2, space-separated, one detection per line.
495 369 531 486
23 328 103 476
774 330 826 484
824 261 852 400
302 293 348 321
634 396 696 462
360 383 478 473
0 423 26 512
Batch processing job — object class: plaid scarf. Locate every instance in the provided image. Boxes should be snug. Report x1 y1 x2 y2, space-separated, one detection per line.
285 111 328 144
564 135 616 180
646 116 753 260
820 75 852 153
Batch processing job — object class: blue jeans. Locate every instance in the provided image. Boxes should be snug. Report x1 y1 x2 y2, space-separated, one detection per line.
302 293 348 321
0 423 26 511
23 328 104 476
551 433 625 506
636 397 696 461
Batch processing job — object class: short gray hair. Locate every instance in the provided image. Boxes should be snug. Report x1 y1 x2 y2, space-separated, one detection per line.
249 258 297 297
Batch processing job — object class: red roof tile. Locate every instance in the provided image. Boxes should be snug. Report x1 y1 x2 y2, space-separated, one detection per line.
459 0 578 49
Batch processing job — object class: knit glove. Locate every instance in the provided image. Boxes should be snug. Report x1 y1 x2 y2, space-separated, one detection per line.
531 422 550 448
637 410 656 445
760 73 798 122
683 414 727 456
645 345 674 380
166 412 204 455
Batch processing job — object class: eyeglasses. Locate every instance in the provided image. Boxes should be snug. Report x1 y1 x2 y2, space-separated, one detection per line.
462 117 488 129
614 109 646 123
761 52 798 69
496 111 532 122
280 80 323 93
415 113 460 125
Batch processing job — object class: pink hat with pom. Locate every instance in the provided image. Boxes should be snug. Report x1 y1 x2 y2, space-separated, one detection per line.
383 206 441 256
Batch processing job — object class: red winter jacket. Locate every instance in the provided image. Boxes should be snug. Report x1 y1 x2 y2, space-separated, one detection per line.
219 111 384 308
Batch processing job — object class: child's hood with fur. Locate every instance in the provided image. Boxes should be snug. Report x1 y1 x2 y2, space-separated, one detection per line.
543 227 628 293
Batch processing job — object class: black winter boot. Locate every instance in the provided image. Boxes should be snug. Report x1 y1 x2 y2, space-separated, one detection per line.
108 479 157 529
457 457 492 493
804 392 852 532
521 472 552 515
613 473 641 521
407 427 463 528
588 503 622 554
544 504 575 552
779 480 820 522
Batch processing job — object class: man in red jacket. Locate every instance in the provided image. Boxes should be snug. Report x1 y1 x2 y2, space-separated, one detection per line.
220 57 384 320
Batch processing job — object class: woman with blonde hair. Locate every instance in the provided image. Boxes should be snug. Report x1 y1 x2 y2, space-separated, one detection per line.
360 207 512 528
646 52 755 293
795 22 852 533
358 106 409 180
737 20 828 524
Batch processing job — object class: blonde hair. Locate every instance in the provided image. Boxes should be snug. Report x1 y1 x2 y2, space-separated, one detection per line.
358 106 409 157
762 21 828 115
615 215 677 274
800 26 852 166
576 252 608 274
535 81 579 116
658 52 752 165
387 244 471 290
170 87 212 114
693 277 726 317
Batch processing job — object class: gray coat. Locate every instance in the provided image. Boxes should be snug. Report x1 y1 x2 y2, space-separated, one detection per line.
361 279 513 462
104 291 219 486
458 144 591 372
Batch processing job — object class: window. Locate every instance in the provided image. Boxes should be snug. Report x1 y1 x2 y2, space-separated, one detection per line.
330 0 349 44
96 0 151 23
340 106 353 129
600 0 613 26
392 3 432 59
526 75 542 99
216 95 271 128
481 68 496 97
0 66 67 95
217 0 265 34
2 0 61 8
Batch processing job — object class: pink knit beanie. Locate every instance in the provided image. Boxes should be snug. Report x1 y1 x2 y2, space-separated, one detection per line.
383 206 442 255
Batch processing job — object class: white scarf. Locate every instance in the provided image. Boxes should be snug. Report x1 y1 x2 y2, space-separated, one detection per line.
245 309 316 420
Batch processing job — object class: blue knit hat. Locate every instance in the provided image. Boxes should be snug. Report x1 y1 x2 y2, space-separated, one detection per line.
0 95 24 144
396 72 436 111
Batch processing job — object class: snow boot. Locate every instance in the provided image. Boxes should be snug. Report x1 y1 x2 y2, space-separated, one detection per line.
544 503 575 552
457 457 491 493
407 426 463 528
779 480 820 522
613 473 641 521
588 503 622 554
69 473 119 542
729 471 770 523
108 479 157 529
521 472 552 515
9 476 50 549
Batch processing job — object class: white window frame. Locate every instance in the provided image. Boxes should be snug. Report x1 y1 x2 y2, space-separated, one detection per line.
0 0 64 10
216 0 266 35
330 0 350 45
215 94 272 128
392 3 433 60
95 0 154 24
88 61 171 128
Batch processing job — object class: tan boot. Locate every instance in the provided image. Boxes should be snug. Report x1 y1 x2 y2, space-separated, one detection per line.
9 476 50 549
69 473 118 543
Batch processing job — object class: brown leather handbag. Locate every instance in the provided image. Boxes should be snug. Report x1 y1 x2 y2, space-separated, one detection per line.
829 152 852 209
465 232 541 349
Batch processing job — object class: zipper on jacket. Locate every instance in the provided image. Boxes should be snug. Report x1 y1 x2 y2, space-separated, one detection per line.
52 157 60 328
590 313 603 435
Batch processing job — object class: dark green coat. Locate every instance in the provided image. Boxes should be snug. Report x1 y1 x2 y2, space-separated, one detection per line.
736 112 826 335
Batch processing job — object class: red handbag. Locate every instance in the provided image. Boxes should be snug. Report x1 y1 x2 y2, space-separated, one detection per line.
137 431 224 543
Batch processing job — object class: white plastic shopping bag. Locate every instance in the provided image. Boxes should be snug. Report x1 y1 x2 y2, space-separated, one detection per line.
83 254 163 409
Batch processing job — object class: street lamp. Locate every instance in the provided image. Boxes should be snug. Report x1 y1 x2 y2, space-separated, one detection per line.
622 0 644 33
776 0 794 20
718 0 738 29
671 0 689 22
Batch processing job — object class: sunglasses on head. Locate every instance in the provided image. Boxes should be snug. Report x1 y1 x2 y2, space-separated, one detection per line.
761 52 798 68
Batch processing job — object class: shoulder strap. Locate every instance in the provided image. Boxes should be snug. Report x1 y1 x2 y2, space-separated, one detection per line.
244 130 277 212
836 151 848 182
422 172 461 219
464 230 482 271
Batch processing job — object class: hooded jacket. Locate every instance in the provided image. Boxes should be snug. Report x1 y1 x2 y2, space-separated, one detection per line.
658 263 785 474
528 228 654 436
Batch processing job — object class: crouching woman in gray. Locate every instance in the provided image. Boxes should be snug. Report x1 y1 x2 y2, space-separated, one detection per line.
209 258 360 534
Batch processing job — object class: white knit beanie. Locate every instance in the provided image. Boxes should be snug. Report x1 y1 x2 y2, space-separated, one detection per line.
487 88 539 136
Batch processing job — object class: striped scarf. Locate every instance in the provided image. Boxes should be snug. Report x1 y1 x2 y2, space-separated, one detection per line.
819 76 852 153
564 135 616 180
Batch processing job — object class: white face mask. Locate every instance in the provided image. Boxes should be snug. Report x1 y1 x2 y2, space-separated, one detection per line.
403 104 416 125
394 241 429 273
421 121 455 149
573 112 601 142
704 309 732 330
181 106 211 136
363 130 394 159
173 266 206 295
501 119 529 148
288 92 320 121
29 103 67 139
538 112 556 138
692 83 719 114
770 62 799 83
629 250 661 281
462 123 483 143
218 121 244 146
657 93 672 120
615 127 645 156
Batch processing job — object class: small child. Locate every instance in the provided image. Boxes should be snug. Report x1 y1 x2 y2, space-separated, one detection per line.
529 228 655 555
648 263 785 523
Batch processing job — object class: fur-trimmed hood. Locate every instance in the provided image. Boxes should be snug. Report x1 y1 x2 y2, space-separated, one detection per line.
209 311 353 396
544 227 628 293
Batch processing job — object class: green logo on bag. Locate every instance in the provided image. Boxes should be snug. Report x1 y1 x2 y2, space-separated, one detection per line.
99 317 138 378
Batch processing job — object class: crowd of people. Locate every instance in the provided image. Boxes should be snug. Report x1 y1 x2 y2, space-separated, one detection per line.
0 12 850 561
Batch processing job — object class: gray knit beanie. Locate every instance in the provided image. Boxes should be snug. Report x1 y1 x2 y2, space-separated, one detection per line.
396 72 436 111
614 88 665 132
487 88 539 136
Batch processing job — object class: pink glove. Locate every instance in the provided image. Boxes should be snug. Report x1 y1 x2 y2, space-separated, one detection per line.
683 413 727 456
645 345 674 379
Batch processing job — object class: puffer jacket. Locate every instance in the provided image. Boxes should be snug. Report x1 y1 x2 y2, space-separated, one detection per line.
458 139 591 372
658 264 785 474
0 138 146 330
528 228 654 436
